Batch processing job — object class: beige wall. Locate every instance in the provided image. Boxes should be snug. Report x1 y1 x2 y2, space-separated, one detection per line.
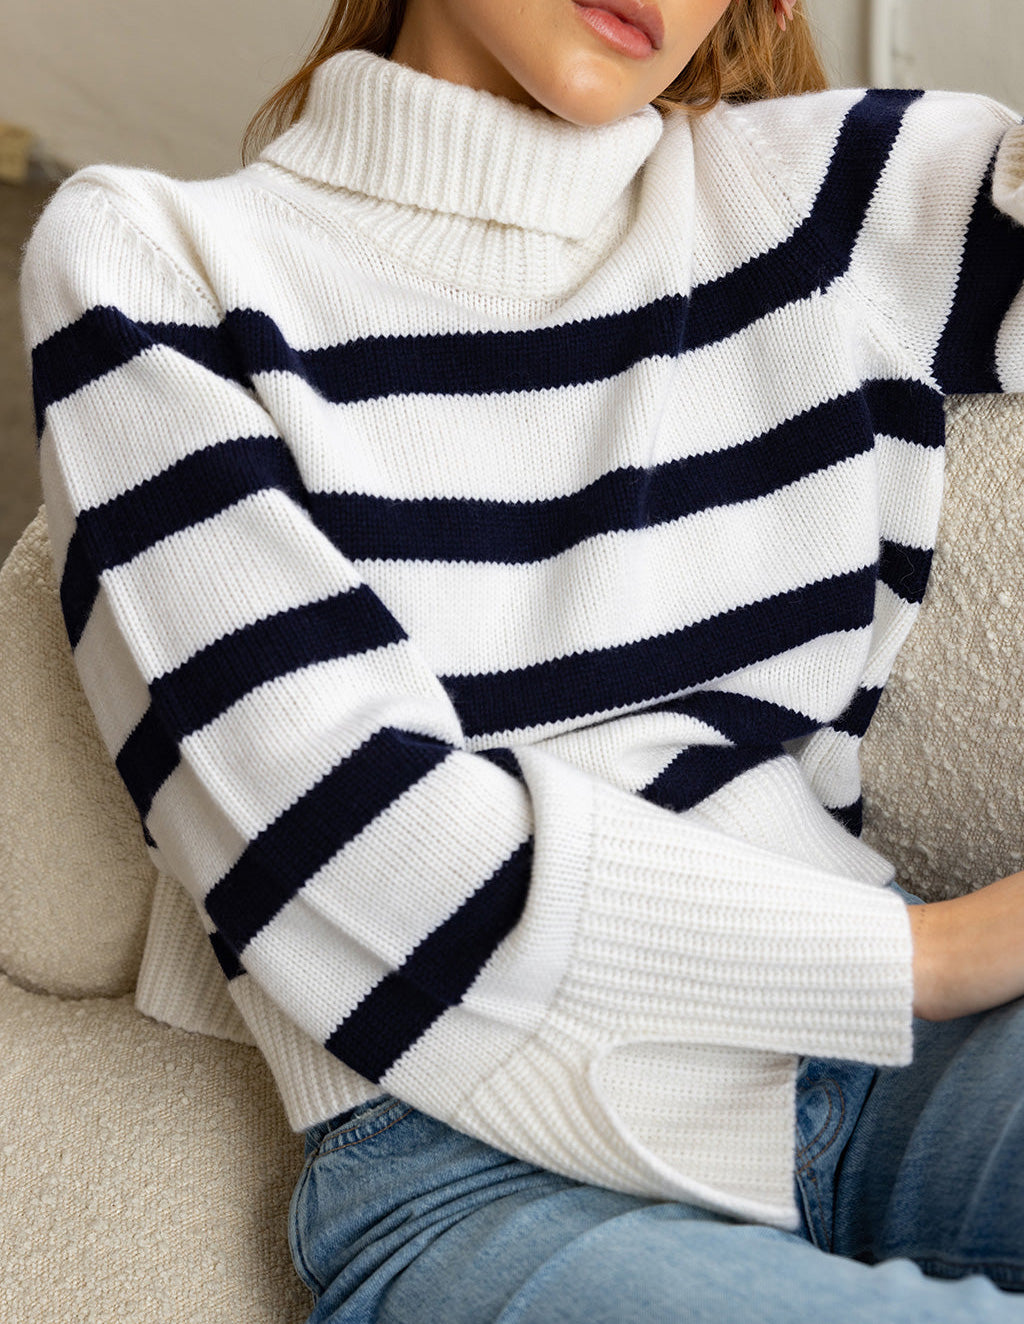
892 0 1024 108
805 0 870 89
0 0 327 178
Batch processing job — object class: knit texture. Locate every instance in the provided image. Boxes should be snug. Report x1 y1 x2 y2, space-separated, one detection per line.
20 50 1024 1224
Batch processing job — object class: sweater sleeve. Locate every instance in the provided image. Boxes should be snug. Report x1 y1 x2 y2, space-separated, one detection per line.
841 92 1024 393
22 173 913 1219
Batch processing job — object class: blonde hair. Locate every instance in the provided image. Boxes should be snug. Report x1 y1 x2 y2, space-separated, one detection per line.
243 0 827 163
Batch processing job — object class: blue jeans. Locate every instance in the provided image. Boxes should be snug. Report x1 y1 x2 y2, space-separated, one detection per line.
289 1004 1024 1322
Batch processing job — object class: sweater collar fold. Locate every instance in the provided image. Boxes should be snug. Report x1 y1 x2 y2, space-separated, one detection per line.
259 49 663 243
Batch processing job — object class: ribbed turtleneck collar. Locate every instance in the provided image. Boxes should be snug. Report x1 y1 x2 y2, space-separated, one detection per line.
259 49 663 245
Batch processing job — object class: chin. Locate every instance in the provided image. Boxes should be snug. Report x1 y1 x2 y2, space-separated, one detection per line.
528 72 650 126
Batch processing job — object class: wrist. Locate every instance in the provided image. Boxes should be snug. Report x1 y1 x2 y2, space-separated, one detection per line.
908 874 1024 1021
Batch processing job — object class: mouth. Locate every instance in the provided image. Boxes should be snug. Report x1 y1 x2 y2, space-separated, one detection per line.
572 1 665 56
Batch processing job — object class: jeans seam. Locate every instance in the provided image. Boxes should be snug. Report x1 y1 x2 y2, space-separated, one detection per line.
802 1168 831 1253
289 1153 326 1298
796 1078 846 1170
795 1079 847 1254
315 1105 415 1159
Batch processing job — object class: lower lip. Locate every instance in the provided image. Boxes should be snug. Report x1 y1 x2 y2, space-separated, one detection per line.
574 5 656 58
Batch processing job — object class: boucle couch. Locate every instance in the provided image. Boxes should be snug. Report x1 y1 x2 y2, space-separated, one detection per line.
1 394 1023 1322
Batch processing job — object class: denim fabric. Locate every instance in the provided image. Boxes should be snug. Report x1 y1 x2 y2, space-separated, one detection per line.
289 997 1024 1322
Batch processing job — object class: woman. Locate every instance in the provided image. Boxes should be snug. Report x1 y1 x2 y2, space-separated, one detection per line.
21 0 1024 1317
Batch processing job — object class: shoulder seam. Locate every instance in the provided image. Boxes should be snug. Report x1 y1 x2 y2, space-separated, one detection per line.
63 176 222 319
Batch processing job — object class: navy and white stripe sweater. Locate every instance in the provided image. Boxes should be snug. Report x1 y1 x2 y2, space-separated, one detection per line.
22 49 1024 1224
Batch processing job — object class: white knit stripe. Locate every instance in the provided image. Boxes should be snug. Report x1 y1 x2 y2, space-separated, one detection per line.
357 453 880 676
381 1006 535 1106
689 90 861 287
75 590 153 753
793 726 863 810
146 761 249 906
36 431 75 579
876 433 946 549
254 358 679 503
173 645 461 845
100 491 360 680
849 93 1017 373
683 755 893 887
19 179 220 345
537 709 730 795
44 346 276 511
664 293 877 448
295 754 531 962
244 760 532 1040
860 581 926 690
242 903 389 1042
710 630 873 725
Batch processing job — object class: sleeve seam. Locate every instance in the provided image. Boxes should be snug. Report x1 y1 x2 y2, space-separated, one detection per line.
67 177 223 320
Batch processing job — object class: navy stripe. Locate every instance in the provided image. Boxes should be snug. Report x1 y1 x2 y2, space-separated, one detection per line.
643 745 784 813
116 709 180 821
59 534 107 653
115 588 406 817
443 568 876 740
862 378 944 450
310 389 876 564
204 729 449 953
933 151 1024 394
324 840 532 1082
224 300 689 405
879 540 933 604
687 90 923 351
60 434 294 649
32 306 246 436
153 588 404 740
209 930 244 981
477 746 524 780
833 686 884 739
829 799 864 837
663 689 820 746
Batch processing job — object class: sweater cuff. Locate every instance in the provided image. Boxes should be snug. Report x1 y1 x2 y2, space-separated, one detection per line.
562 777 915 1067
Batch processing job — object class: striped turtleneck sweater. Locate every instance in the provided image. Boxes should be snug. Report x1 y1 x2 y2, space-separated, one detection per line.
21 49 1024 1226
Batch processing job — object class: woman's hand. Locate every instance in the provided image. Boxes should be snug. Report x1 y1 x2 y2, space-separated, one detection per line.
909 872 1024 1020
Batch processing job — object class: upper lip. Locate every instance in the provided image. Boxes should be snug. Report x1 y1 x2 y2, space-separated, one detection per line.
577 0 665 51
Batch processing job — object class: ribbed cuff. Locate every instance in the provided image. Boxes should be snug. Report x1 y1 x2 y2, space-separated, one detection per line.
565 777 914 1066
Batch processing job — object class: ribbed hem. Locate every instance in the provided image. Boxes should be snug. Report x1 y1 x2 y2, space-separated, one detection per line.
458 1034 802 1226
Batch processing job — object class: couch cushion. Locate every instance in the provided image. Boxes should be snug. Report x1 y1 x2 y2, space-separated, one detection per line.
0 972 308 1323
0 508 156 996
861 394 1024 898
